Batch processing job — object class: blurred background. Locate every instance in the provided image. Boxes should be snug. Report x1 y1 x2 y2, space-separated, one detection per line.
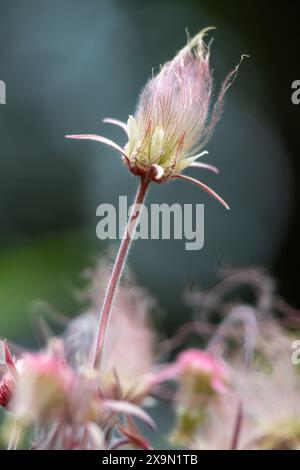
0 0 299 347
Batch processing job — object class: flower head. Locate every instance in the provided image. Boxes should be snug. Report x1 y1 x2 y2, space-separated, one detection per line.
66 29 246 209
11 353 74 425
156 349 229 444
174 349 228 395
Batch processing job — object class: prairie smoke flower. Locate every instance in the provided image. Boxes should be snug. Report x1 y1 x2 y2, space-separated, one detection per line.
184 287 300 450
63 264 156 400
66 29 246 373
172 351 228 443
157 349 228 444
236 323 300 450
2 263 300 450
2 342 154 449
66 29 245 209
157 349 228 394
10 353 74 426
198 349 300 450
174 349 228 395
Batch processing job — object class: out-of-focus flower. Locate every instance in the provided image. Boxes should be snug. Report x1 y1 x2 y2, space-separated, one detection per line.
156 348 229 444
157 349 228 395
188 314 300 450
254 417 300 450
11 352 74 426
3 262 299 451
64 262 156 401
238 327 300 450
66 29 246 209
174 349 228 394
100 287 155 399
173 351 228 443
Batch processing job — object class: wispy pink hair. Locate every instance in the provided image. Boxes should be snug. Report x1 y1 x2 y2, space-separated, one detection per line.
66 29 247 209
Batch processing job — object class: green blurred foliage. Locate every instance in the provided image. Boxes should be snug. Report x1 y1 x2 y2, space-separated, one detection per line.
0 231 93 342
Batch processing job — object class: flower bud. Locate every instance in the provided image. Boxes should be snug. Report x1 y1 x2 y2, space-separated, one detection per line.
175 349 228 395
11 353 74 425
169 349 228 444
66 29 246 209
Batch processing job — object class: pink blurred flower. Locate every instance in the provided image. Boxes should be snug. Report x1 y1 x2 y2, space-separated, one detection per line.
155 348 229 444
155 348 228 395
174 349 228 394
11 353 74 425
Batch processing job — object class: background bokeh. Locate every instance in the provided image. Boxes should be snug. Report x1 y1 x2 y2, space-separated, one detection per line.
0 0 299 347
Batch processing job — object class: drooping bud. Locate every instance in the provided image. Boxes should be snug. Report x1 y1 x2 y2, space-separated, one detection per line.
125 29 216 181
66 29 246 209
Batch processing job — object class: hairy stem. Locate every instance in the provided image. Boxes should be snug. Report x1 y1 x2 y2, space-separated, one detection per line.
93 177 150 369
230 402 243 450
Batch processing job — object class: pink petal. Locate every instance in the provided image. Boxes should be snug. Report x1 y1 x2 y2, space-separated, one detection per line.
2 340 18 379
174 174 230 210
189 162 219 174
103 399 156 431
102 118 128 135
65 134 127 158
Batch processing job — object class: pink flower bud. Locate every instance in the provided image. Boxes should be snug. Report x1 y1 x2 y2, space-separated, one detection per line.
11 353 74 424
155 348 228 395
66 29 246 209
167 349 229 444
175 349 228 394
125 29 215 180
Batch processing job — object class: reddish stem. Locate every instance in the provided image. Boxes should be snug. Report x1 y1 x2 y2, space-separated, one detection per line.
93 177 150 369
230 402 243 450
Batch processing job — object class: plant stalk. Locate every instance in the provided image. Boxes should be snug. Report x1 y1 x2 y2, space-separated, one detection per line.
93 177 150 369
